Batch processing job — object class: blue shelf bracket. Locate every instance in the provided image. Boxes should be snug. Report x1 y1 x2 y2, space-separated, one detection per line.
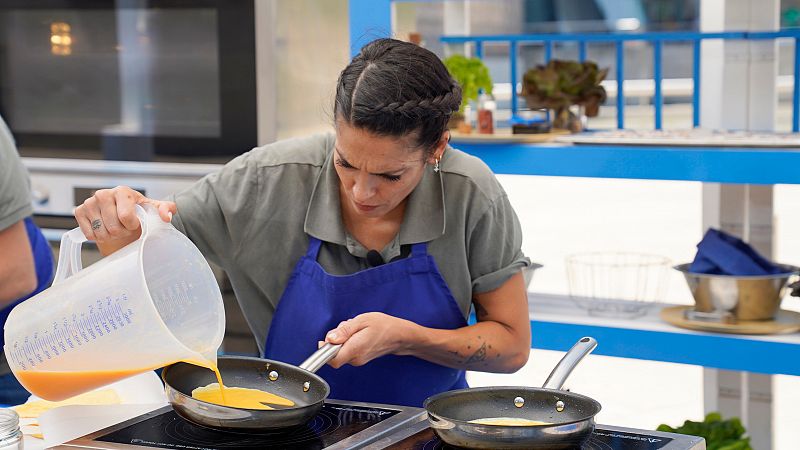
692 39 701 128
794 37 800 132
475 41 483 60
510 41 518 116
616 40 625 129
653 40 663 130
439 30 800 133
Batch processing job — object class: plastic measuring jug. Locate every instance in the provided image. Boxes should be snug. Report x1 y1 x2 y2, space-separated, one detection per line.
3 205 225 401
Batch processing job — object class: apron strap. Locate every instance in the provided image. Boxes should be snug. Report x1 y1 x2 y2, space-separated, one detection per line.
410 242 428 256
408 242 431 274
306 236 324 259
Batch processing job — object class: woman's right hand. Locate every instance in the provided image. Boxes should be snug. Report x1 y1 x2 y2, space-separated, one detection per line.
74 186 177 255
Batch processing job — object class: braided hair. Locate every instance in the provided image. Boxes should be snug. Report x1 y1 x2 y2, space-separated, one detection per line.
335 38 462 155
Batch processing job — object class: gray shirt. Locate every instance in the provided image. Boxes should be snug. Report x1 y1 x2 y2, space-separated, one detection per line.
0 116 32 375
171 133 530 353
0 117 32 232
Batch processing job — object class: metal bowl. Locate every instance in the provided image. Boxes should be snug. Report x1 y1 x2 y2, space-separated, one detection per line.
675 263 800 320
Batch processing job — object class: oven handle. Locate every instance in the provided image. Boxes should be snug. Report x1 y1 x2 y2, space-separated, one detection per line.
52 205 150 284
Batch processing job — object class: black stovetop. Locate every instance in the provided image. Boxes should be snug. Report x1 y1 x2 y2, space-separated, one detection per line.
64 402 702 450
384 425 676 450
95 403 400 449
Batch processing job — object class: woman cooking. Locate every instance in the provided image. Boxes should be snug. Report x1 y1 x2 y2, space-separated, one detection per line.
74 38 532 407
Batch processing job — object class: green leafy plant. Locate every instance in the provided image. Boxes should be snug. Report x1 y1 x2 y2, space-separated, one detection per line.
443 54 493 113
657 413 752 450
521 59 608 131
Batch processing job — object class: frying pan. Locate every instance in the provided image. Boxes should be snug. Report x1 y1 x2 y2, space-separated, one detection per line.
424 337 601 449
161 343 340 430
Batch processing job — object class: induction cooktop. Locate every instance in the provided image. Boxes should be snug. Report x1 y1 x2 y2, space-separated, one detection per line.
362 418 706 450
55 401 705 450
57 400 426 450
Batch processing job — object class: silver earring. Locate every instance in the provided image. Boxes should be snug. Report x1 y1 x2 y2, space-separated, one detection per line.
433 158 440 173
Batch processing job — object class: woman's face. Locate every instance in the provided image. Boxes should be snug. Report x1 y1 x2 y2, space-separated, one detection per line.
334 120 439 219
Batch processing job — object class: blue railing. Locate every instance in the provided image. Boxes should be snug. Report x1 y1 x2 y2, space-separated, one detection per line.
441 30 800 131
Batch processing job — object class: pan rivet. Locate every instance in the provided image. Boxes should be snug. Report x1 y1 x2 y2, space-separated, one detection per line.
513 397 524 408
556 400 565 412
268 371 279 381
303 381 310 392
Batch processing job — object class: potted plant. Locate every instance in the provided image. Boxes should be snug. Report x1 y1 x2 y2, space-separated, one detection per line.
658 412 752 450
443 54 493 132
521 59 608 133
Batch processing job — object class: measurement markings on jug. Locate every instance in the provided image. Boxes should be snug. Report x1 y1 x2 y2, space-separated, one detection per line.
153 281 194 322
8 290 134 369
97 299 112 333
75 314 89 343
88 304 104 337
61 318 77 349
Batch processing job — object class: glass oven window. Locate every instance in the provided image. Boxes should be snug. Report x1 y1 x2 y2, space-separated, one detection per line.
0 1 256 161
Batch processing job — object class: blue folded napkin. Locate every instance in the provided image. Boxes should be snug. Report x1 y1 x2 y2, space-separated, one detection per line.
689 228 784 275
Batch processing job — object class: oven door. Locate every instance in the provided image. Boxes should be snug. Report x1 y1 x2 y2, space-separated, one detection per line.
0 0 257 161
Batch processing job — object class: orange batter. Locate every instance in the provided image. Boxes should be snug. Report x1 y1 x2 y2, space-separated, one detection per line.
189 359 294 410
469 417 551 426
15 368 147 402
191 382 295 410
15 359 291 409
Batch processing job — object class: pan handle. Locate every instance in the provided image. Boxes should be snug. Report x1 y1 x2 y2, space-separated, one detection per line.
541 337 597 390
299 343 342 373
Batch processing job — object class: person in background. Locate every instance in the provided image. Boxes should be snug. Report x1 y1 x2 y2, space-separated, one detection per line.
75 38 532 407
0 115 54 405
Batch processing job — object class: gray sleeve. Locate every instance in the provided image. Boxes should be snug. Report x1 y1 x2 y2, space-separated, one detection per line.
0 117 32 232
169 152 260 268
468 194 531 294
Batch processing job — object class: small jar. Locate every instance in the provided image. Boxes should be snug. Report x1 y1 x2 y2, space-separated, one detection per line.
0 409 22 450
476 89 496 134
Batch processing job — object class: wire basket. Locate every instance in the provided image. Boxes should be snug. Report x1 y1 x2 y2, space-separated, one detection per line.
565 252 671 318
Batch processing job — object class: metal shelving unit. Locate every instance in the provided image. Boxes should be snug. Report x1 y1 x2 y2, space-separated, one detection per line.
527 294 800 377
349 1 799 446
348 0 800 359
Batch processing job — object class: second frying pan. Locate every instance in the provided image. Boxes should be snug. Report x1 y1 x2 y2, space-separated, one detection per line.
424 337 601 449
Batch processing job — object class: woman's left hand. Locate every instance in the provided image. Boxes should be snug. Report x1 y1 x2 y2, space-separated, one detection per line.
323 312 415 368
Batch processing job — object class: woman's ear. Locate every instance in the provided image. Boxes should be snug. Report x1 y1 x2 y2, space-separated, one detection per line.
427 130 450 165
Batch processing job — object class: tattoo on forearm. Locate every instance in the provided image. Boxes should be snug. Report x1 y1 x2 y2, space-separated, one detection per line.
465 341 487 364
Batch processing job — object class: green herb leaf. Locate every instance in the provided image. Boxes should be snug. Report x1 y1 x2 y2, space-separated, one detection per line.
443 55 493 112
657 412 752 450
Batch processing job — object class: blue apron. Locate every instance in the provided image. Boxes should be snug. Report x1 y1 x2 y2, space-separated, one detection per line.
0 217 54 347
263 236 468 407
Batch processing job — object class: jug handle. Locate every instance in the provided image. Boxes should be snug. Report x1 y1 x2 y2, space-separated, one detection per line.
53 205 152 284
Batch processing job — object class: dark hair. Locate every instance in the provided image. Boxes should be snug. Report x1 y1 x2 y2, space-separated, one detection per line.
334 38 462 155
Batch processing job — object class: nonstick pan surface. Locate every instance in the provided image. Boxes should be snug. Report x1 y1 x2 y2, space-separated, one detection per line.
424 337 600 449
162 344 340 430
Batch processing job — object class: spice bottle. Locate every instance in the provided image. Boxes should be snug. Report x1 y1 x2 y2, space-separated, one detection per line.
0 409 22 450
476 88 496 134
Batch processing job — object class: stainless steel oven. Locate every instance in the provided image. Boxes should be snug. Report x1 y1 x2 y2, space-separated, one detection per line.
1 0 284 354
5 0 350 354
0 0 260 162
0 0 351 163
